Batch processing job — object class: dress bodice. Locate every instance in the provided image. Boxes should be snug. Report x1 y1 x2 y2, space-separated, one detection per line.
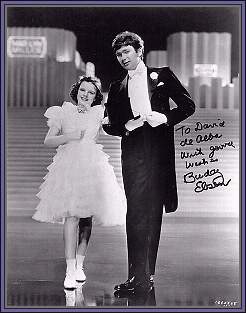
45 102 104 142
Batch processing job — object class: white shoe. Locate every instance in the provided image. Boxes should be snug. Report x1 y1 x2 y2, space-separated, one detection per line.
64 271 77 289
76 267 86 282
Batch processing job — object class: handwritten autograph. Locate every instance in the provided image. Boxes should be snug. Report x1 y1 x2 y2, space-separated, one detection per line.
209 141 235 158
178 119 235 193
184 168 231 193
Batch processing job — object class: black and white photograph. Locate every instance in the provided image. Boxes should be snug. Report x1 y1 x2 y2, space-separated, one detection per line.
1 0 244 310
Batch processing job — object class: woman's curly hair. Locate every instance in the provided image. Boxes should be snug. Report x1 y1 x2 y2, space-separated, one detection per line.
69 76 103 107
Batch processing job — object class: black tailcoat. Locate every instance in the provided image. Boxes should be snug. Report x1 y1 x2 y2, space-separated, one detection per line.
103 66 195 280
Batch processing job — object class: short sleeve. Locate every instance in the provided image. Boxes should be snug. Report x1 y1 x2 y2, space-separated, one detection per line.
44 106 63 130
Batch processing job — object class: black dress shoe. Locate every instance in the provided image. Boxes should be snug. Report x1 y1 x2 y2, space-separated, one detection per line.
115 276 153 291
114 277 152 293
114 277 135 291
114 281 152 298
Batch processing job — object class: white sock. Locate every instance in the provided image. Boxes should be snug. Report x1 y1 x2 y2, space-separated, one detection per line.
66 259 76 273
76 255 85 269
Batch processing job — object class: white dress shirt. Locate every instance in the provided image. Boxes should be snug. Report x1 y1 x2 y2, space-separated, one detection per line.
128 61 152 117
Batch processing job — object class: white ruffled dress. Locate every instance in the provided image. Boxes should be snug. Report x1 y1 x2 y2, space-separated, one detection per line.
32 102 126 226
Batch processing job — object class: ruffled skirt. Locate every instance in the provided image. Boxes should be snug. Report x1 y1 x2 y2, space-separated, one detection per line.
32 140 126 226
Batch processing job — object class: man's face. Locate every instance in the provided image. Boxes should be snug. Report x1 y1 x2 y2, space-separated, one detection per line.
115 45 142 71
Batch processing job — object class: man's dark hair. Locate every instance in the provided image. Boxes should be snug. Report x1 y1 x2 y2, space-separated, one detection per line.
112 31 144 58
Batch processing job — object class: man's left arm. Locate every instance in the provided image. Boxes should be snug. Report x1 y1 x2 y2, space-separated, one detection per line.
146 67 195 128
160 67 195 127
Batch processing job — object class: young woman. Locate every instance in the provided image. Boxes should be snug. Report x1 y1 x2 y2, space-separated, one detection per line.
32 76 126 289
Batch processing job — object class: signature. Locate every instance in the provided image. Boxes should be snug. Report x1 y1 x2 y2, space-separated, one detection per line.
184 168 231 193
194 175 231 193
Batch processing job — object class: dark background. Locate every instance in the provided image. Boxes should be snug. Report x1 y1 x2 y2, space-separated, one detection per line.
7 5 240 91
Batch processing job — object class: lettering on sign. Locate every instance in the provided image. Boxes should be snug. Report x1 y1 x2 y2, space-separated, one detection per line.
194 64 218 77
7 36 47 58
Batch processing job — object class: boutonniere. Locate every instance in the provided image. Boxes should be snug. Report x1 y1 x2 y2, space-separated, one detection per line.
150 71 158 80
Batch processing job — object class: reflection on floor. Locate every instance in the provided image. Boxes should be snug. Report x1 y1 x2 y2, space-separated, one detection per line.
64 283 157 307
7 283 221 308
6 214 240 309
64 284 157 307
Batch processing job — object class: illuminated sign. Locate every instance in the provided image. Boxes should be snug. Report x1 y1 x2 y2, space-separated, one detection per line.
86 62 95 77
75 51 81 68
7 36 47 58
194 64 218 77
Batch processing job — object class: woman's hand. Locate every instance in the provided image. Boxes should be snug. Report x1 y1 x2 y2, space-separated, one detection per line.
44 127 84 147
66 129 84 142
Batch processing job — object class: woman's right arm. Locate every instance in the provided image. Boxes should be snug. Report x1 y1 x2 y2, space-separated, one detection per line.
44 126 82 148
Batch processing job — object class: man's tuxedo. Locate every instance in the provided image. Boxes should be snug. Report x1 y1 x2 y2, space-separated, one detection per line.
103 66 195 282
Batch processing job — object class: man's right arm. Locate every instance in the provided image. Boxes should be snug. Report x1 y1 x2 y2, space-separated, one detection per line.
102 83 128 137
102 82 145 137
102 111 126 137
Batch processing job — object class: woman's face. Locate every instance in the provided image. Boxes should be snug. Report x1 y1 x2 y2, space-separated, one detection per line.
77 81 97 109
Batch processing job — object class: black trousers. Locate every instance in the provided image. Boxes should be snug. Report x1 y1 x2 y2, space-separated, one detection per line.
122 125 165 282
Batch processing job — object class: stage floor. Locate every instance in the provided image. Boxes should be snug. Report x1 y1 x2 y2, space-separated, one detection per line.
6 214 240 309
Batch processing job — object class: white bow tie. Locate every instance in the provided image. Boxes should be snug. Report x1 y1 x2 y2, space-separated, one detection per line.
128 64 146 78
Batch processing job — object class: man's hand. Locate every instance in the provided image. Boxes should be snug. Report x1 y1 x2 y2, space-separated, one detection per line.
146 111 167 127
125 116 145 132
102 116 109 125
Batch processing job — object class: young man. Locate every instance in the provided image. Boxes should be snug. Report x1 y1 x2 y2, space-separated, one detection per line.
103 31 195 294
